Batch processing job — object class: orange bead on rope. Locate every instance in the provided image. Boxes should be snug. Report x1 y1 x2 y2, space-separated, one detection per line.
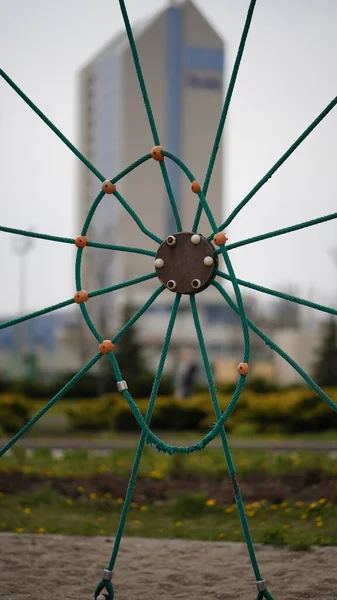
151 146 164 161
74 290 89 304
191 181 201 194
237 362 249 376
213 232 228 246
99 340 114 354
75 235 88 248
102 180 116 194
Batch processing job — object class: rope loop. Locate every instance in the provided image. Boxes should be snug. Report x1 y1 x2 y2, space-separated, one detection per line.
256 589 274 600
94 580 114 600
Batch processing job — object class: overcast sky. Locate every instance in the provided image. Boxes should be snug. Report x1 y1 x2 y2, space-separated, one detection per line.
0 0 336 319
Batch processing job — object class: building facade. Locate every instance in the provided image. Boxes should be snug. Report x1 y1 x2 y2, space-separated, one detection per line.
76 0 226 368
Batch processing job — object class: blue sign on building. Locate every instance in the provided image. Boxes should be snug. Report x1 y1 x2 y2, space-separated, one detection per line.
186 74 222 90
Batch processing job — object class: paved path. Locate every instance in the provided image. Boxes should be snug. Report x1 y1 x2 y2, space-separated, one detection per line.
2 437 337 452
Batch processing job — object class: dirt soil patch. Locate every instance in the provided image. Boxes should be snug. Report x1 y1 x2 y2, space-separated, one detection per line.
2 469 337 504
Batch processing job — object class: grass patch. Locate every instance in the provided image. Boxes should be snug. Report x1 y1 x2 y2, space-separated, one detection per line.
2 446 337 479
0 491 334 548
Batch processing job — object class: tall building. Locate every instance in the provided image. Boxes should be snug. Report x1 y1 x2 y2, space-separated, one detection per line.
77 0 226 367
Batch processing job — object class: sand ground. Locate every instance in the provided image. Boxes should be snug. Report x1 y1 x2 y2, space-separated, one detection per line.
1 533 337 599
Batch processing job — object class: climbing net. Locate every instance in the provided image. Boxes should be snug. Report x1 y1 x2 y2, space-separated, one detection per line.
1 0 337 598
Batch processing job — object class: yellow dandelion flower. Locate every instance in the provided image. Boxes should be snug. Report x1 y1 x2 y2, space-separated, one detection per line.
206 499 216 507
295 501 304 507
140 506 148 512
175 521 182 527
66 498 73 505
246 510 256 518
130 502 138 508
37 527 46 533
15 528 25 533
225 507 233 513
133 520 141 525
271 504 278 510
301 513 308 520
149 470 164 480
281 501 288 508
99 529 106 535
77 486 85 494
23 507 31 514
316 521 324 528
0 492 4 497
89 493 98 500
251 501 260 508
158 527 164 533
319 498 327 505
285 508 292 513
116 498 124 504
104 493 111 499
218 533 225 538
309 502 317 510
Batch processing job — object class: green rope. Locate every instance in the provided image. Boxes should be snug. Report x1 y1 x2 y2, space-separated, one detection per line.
162 150 217 233
193 0 257 231
107 348 247 455
190 296 268 589
224 211 337 251
108 297 180 568
0 272 157 333
212 280 337 414
2 1 337 598
0 224 156 256
216 269 337 317
212 95 337 238
0 68 105 182
113 287 165 343
89 272 157 299
117 0 182 233
0 285 163 457
0 298 74 331
112 153 152 183
0 353 102 457
113 191 162 244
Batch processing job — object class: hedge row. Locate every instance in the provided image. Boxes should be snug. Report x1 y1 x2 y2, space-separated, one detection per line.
64 388 337 434
2 388 337 435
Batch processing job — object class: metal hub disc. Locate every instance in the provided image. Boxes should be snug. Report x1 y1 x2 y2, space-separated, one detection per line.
155 231 217 294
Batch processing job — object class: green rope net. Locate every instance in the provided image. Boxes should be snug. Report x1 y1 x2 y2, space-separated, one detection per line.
0 0 336 598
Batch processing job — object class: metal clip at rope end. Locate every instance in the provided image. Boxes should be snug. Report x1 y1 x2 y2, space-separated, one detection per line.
256 582 274 600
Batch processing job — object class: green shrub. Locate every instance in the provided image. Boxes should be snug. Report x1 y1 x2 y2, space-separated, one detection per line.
0 393 31 433
65 396 117 431
63 387 337 434
111 395 211 431
261 525 287 546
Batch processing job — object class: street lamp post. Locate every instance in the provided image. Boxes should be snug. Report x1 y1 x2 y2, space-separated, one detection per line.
12 232 34 378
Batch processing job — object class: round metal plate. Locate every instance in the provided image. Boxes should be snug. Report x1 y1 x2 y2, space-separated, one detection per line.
155 232 217 294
